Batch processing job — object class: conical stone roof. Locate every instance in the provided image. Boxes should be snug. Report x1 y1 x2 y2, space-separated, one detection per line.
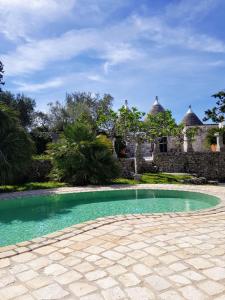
182 105 203 126
149 96 165 115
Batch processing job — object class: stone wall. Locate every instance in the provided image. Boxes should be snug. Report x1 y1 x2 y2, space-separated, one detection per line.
153 152 225 181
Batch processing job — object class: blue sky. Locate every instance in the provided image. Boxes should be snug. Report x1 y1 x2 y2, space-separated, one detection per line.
0 0 225 122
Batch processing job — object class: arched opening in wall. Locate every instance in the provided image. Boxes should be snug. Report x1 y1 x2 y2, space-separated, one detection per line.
159 137 168 153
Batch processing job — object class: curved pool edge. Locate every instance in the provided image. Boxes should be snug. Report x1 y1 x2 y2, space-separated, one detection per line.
0 184 225 259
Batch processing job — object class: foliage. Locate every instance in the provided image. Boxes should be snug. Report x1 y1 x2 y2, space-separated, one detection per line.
48 92 114 132
116 106 145 142
113 173 193 185
116 105 145 173
0 91 36 128
204 91 225 123
144 110 180 142
205 127 225 146
96 134 113 152
97 108 117 138
0 61 4 91
0 103 34 184
48 123 120 185
30 127 52 155
0 181 67 193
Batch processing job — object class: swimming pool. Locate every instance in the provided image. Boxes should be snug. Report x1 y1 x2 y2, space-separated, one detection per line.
0 189 219 246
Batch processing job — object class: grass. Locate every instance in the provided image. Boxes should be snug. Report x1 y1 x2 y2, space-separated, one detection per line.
0 181 67 193
113 173 193 185
0 173 193 193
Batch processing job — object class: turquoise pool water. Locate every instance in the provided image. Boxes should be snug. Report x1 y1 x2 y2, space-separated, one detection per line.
0 189 219 246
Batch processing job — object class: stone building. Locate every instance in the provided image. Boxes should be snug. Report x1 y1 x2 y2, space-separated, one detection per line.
127 97 223 158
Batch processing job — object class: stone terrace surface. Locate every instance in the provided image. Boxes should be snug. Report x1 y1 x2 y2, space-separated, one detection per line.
0 184 225 299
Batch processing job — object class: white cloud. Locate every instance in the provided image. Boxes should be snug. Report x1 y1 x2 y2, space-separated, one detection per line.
2 29 100 75
133 15 225 53
165 0 218 22
13 71 106 92
1 1 225 79
0 0 76 41
14 77 64 92
103 44 143 73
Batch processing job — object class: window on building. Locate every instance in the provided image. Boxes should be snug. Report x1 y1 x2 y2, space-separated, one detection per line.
159 137 167 153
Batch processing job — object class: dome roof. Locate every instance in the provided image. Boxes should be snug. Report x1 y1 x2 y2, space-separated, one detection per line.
149 96 165 115
182 106 203 126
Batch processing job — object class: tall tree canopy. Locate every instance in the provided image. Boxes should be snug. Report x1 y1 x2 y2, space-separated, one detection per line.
0 103 34 184
0 91 36 128
48 92 114 131
0 61 4 92
204 91 225 123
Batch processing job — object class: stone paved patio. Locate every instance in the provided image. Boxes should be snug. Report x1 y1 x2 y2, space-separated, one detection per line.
1 184 225 299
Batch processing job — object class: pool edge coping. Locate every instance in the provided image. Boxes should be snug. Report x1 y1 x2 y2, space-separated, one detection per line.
1 184 225 259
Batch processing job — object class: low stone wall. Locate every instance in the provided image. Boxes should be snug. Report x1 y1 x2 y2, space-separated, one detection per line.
153 152 225 181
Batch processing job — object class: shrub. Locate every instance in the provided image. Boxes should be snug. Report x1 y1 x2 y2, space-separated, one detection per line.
48 123 120 185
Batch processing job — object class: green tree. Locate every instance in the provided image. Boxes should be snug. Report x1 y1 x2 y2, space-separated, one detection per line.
0 91 36 128
48 92 114 132
0 103 34 184
204 91 225 123
116 105 145 174
145 111 198 152
48 123 120 185
0 61 4 92
144 110 178 143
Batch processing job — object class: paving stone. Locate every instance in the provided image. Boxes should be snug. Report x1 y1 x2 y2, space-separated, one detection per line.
11 252 37 263
86 270 107 281
169 274 191 286
97 276 118 289
126 287 155 300
44 263 67 276
179 285 206 300
0 284 28 300
0 275 15 288
80 293 104 300
26 276 53 289
33 283 69 299
16 270 38 282
132 263 152 276
73 262 95 273
107 264 127 276
9 263 29 274
60 256 81 267
28 257 50 271
159 290 184 300
0 258 10 269
198 280 225 296
186 257 213 270
145 274 171 291
119 257 136 267
118 273 141 287
182 270 205 281
203 267 225 280
33 245 57 255
169 262 188 272
16 295 35 300
101 286 126 300
102 250 124 261
69 282 97 297
55 270 83 284
95 258 114 268
48 252 65 261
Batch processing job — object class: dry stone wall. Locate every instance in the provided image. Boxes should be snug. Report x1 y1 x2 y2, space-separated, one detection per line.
153 152 225 181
